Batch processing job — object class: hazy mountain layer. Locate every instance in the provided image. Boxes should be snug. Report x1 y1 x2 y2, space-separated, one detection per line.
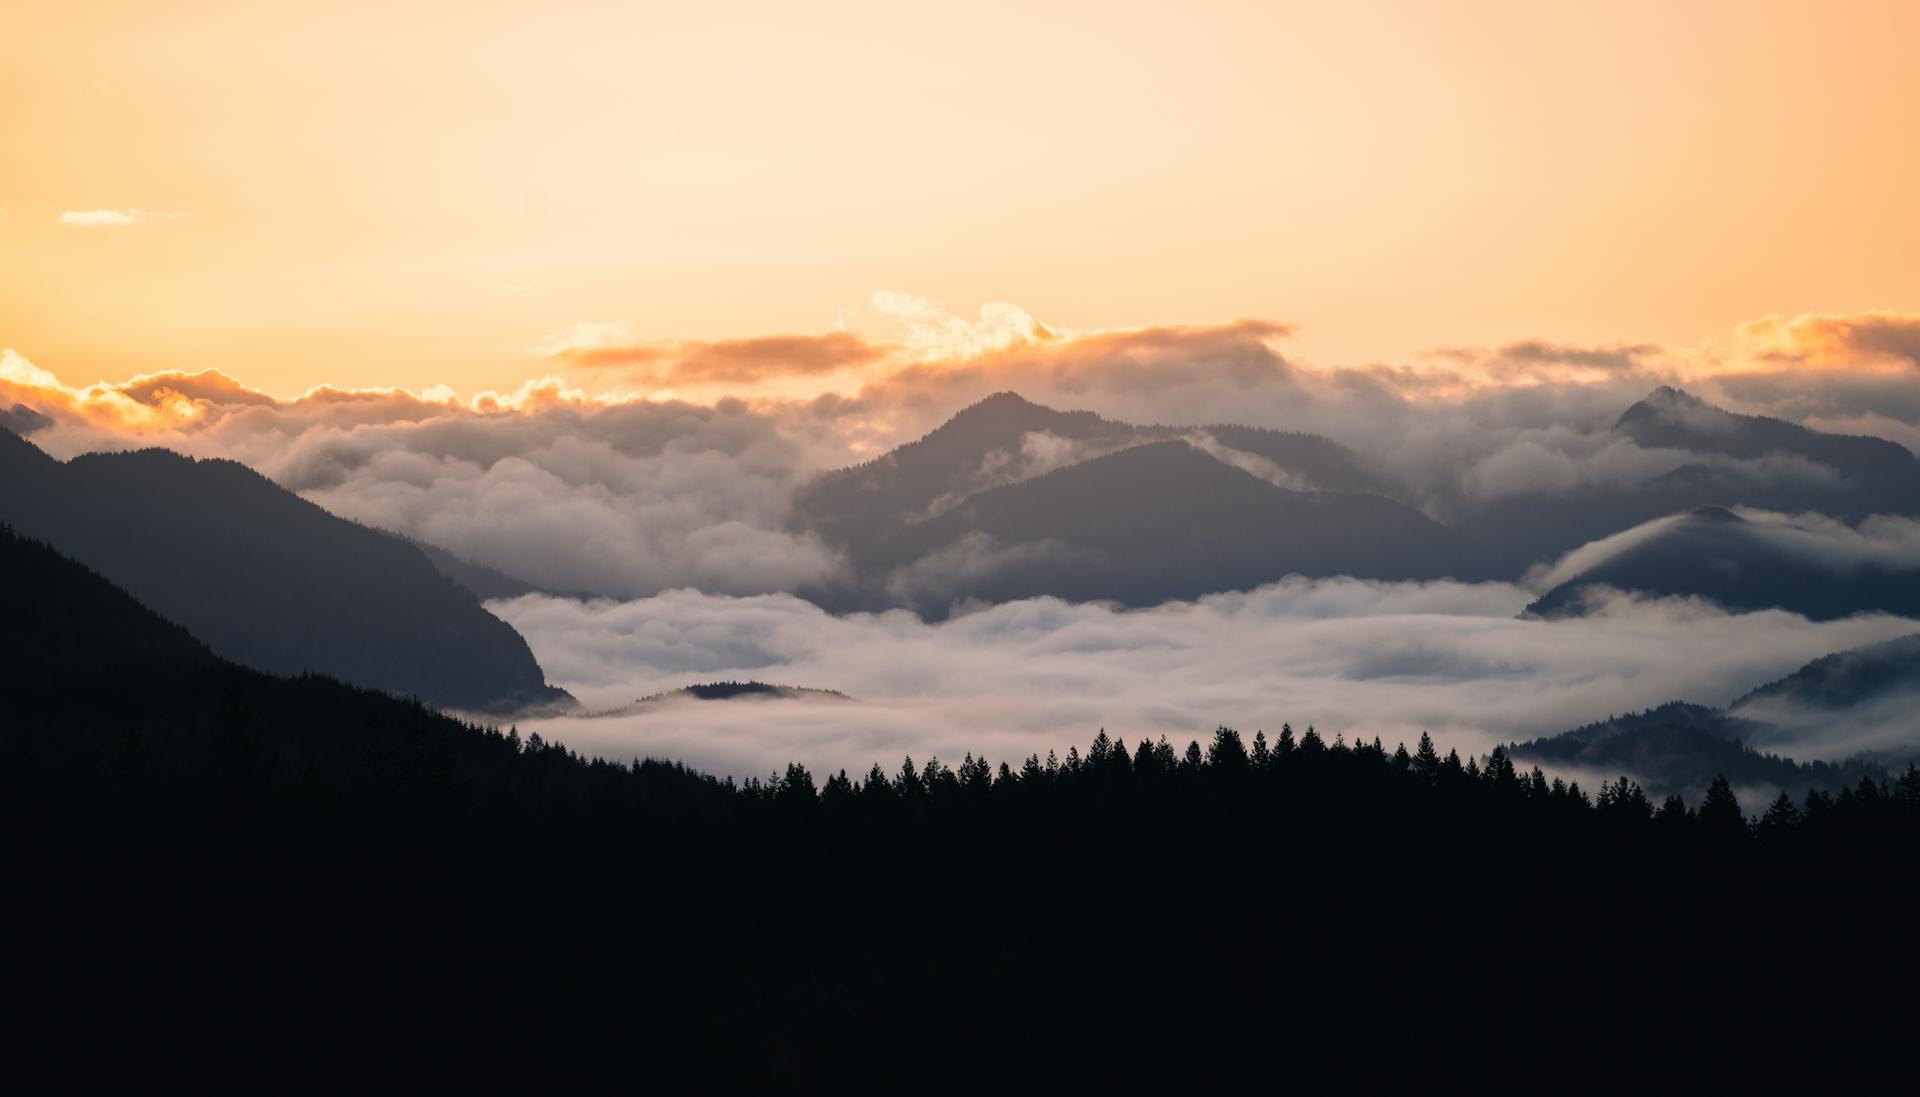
797 393 1433 613
0 428 570 713
1512 633 1920 799
1525 506 1920 620
859 439 1453 614
1454 387 1920 579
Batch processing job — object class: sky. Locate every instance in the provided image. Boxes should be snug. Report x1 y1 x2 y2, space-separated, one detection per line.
7 2 1920 790
6 0 1920 400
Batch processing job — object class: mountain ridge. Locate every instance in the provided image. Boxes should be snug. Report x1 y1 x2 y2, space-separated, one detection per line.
0 428 572 713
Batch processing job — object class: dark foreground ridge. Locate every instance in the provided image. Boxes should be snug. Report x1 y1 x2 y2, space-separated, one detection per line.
0 428 571 712
5 525 1915 1083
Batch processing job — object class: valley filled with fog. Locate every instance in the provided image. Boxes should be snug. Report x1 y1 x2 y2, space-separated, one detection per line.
492 580 1918 791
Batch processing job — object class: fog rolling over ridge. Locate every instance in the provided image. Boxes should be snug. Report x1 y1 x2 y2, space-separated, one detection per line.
1526 506 1920 621
1513 631 1920 803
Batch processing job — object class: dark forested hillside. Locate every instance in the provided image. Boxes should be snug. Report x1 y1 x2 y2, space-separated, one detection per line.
6 527 1916 1082
1732 631 1920 710
0 429 569 712
1511 631 1920 800
1509 702 1892 802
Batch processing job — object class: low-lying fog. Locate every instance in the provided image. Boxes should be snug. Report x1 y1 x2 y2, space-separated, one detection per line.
491 578 1920 783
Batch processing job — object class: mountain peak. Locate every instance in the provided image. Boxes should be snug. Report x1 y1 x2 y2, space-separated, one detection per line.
1616 385 1724 429
937 391 1057 431
1643 384 1700 406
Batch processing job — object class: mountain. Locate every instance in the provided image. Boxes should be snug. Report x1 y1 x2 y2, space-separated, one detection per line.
1524 506 1920 620
1195 423 1394 495
1511 634 1920 800
613 680 855 712
1733 632 1920 711
797 392 1151 560
0 429 571 713
796 392 1428 612
0 524 216 673
1618 386 1918 479
408 537 547 601
1510 703 1884 802
866 439 1455 614
1454 387 1920 580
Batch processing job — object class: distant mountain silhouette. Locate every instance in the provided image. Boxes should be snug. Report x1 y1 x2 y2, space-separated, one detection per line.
613 680 855 711
1732 632 1920 711
796 393 1430 612
407 537 546 601
0 402 53 436
0 428 571 713
866 439 1455 614
1454 387 1920 580
1617 385 1917 477
1511 633 1920 799
1524 506 1920 619
797 392 1151 560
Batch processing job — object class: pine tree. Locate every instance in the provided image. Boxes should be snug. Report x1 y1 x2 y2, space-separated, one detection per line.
1088 730 1113 766
1757 790 1801 844
1413 732 1440 782
1697 776 1746 840
1207 726 1249 770
896 755 924 798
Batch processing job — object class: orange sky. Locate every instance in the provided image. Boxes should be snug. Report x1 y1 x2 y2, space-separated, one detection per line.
5 0 1919 399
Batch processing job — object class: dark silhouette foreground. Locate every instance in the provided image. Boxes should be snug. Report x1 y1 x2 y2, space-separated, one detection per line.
4 526 1913 1085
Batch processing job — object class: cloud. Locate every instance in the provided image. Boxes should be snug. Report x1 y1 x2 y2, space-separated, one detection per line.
265 401 853 598
1733 681 1920 761
9 302 1920 604
869 291 1063 360
1740 310 1920 371
553 332 887 385
488 578 1920 781
57 208 181 227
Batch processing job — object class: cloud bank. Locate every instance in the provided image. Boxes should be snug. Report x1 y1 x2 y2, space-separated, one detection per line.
6 301 1917 598
489 578 1920 782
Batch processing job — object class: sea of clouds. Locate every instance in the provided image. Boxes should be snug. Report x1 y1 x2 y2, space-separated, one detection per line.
489 577 1920 783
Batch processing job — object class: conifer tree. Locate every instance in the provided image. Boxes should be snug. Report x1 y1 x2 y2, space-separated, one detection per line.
1697 776 1746 840
1413 732 1440 782
1207 726 1249 770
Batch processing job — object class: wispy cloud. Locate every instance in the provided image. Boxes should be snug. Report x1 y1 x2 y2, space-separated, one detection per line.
56 208 183 228
550 331 886 386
